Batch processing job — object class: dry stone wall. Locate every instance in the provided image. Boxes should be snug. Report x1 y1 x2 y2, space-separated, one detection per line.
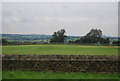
2 55 119 72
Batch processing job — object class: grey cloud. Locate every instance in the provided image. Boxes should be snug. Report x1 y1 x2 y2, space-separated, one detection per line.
2 2 118 36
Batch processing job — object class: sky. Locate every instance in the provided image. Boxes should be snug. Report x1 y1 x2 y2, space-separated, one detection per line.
2 2 118 36
1 0 119 2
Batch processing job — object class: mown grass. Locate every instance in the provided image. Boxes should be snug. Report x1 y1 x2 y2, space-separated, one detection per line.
2 71 119 79
2 44 119 55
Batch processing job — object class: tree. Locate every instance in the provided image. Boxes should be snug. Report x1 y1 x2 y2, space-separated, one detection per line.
50 29 67 43
79 29 103 43
74 29 109 44
2 38 8 45
86 29 102 37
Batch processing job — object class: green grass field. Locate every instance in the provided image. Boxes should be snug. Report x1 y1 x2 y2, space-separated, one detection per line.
2 45 119 79
2 71 119 79
2 44 119 55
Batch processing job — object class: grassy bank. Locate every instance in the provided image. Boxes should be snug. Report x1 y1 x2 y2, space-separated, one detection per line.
2 45 119 55
2 71 119 79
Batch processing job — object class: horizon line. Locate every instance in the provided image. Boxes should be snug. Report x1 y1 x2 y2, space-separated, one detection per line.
1 33 119 37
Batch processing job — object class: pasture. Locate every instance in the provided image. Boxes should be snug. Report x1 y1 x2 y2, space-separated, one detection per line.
2 44 119 55
2 71 119 79
2 45 119 79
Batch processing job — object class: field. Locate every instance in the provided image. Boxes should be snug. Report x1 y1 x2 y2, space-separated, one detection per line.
2 71 119 79
2 44 119 55
2 45 119 79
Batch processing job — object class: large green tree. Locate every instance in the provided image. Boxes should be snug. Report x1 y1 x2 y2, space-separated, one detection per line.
74 29 109 44
86 29 102 37
50 29 67 43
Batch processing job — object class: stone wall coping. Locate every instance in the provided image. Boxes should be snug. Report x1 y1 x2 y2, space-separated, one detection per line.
2 55 119 60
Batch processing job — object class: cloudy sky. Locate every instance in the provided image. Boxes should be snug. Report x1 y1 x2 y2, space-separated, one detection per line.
2 2 118 36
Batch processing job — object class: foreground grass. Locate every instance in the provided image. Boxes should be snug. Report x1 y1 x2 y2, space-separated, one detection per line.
2 45 119 55
2 71 119 79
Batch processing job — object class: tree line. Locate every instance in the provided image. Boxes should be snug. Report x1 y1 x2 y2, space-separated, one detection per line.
50 29 119 45
1 28 119 46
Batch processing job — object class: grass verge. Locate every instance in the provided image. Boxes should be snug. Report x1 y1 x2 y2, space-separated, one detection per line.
2 71 119 79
